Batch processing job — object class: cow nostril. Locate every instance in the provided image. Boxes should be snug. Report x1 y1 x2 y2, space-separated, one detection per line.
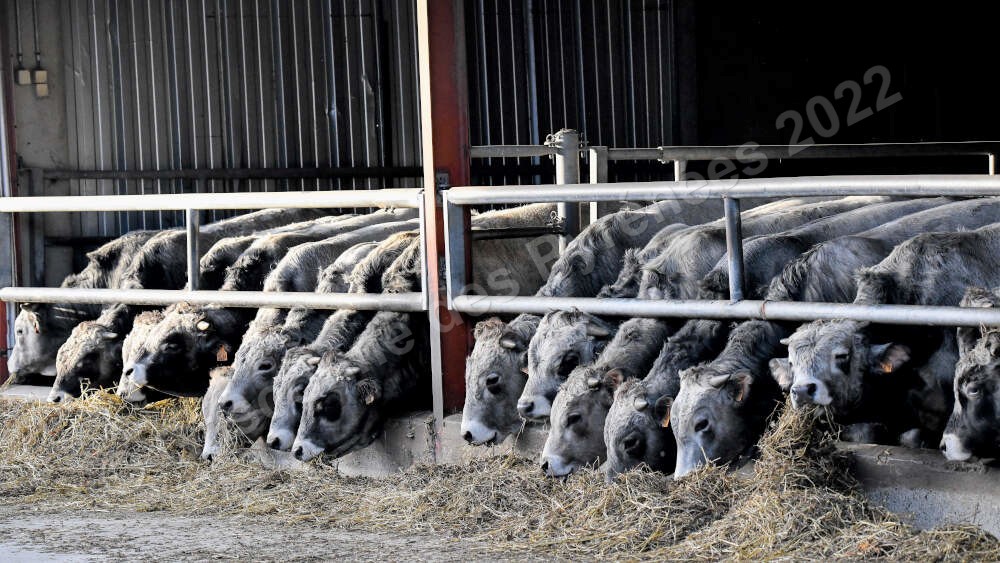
540 460 549 473
124 367 134 377
51 394 62 404
462 431 474 443
623 433 644 455
268 437 282 450
940 442 947 452
220 400 233 413
517 401 535 417
806 383 817 397
293 446 304 460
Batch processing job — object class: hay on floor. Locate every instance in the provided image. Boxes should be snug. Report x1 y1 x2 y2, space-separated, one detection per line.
0 390 996 560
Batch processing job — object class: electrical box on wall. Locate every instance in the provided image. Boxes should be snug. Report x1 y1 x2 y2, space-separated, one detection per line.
15 69 31 85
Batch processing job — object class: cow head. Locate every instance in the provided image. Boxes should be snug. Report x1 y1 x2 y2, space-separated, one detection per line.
267 346 322 451
124 304 235 399
116 310 167 404
519 311 614 420
8 303 69 381
50 321 123 402
604 379 676 481
942 287 1000 461
770 320 910 413
460 317 531 446
671 365 758 479
292 352 384 461
541 366 624 478
218 326 300 440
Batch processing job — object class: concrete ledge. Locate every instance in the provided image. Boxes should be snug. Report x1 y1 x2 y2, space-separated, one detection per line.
841 443 999 537
0 384 51 402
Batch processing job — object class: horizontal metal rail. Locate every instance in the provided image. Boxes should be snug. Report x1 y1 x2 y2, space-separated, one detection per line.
470 145 556 159
473 141 999 163
33 166 425 181
0 189 424 212
606 141 1000 162
0 188 429 312
446 174 1000 205
452 296 1000 327
0 288 425 312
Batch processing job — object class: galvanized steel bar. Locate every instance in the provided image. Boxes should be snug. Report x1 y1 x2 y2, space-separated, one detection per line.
605 142 1000 163
38 166 423 181
588 146 608 222
446 174 1000 205
673 159 685 180
0 188 422 212
469 145 555 159
554 129 581 252
0 287 426 312
185 207 201 291
723 197 744 302
443 196 467 309
451 295 1000 327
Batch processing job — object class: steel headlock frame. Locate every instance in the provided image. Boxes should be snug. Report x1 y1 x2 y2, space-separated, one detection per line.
445 172 1000 328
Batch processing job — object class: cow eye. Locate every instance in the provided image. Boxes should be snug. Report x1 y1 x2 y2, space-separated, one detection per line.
316 397 342 421
967 385 981 398
258 361 275 373
161 342 180 353
565 412 582 427
15 329 23 335
557 353 579 378
694 419 710 433
834 351 850 361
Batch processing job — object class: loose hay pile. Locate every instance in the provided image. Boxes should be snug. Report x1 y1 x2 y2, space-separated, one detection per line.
0 390 996 560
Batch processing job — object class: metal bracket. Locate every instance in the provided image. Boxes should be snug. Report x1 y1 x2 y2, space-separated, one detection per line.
435 171 450 190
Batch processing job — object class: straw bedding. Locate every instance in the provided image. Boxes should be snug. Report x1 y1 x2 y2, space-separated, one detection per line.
0 389 996 560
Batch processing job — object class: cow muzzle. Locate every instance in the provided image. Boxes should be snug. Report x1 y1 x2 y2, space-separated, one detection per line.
940 433 974 462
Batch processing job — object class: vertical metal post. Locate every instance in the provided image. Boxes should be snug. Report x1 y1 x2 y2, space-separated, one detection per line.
673 159 686 181
989 154 995 176
416 0 471 433
587 146 607 224
443 194 469 308
554 129 581 252
0 48 14 379
186 206 201 291
723 197 745 302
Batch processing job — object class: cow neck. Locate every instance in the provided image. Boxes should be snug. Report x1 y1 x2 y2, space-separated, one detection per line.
711 320 790 376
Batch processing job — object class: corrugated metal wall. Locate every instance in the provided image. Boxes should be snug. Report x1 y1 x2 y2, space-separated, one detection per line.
57 0 421 236
466 0 679 185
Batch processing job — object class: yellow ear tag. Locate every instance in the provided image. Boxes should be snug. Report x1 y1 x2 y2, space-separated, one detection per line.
216 346 229 363
880 362 893 373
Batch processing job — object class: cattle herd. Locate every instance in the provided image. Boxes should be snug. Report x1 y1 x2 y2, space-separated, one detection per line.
5 196 1000 479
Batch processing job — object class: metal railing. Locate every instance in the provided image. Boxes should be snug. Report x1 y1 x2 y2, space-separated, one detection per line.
444 173 1000 328
0 186 428 312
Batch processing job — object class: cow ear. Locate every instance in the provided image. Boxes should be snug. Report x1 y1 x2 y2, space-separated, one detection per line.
778 337 791 346
870 343 910 374
729 370 753 403
357 378 381 405
769 358 793 391
19 302 38 313
306 356 321 366
498 330 524 351
344 366 362 377
654 396 673 428
519 351 529 375
197 320 212 332
585 316 613 339
101 331 119 340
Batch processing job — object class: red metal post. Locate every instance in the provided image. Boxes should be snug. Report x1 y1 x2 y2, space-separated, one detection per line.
416 0 471 418
0 2 17 384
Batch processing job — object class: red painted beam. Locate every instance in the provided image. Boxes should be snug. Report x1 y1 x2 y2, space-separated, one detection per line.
417 1 471 414
0 1 17 384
